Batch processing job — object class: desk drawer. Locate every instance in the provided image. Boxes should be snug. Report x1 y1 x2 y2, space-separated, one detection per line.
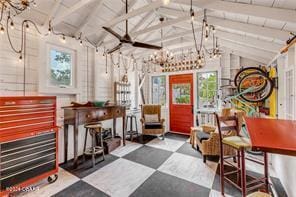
113 108 124 117
97 108 113 120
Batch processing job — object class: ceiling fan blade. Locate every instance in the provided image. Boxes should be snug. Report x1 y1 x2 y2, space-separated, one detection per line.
102 26 122 40
132 42 162 50
107 43 122 54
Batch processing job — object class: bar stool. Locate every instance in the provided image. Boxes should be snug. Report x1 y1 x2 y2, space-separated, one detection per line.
215 113 269 197
125 114 139 141
83 122 105 167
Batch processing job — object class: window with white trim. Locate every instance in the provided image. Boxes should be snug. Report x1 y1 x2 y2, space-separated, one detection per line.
48 47 74 88
197 71 218 109
151 76 166 105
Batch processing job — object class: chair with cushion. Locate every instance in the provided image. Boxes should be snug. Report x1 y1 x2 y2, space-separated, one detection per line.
195 124 236 163
140 104 165 140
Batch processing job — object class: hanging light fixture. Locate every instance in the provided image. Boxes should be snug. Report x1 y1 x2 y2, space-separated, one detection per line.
148 17 174 67
160 3 222 73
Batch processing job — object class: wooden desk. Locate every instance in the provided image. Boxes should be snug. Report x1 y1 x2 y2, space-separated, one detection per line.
245 117 296 156
63 105 126 168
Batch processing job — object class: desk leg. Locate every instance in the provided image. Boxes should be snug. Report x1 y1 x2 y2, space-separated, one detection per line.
123 116 126 146
73 124 79 168
113 118 116 137
264 152 269 193
64 124 68 163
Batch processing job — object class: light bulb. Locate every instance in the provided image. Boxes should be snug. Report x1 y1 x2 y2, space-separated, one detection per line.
205 23 209 31
162 0 170 5
212 26 216 33
48 27 51 34
10 21 14 30
32 2 37 7
26 23 29 31
205 35 208 42
190 10 194 22
96 48 98 53
79 40 83 46
19 55 23 62
0 26 4 34
60 35 66 43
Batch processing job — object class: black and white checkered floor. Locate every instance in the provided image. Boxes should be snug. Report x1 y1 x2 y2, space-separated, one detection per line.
20 133 287 197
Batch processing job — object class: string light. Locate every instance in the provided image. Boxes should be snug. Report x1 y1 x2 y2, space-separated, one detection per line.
19 55 23 62
190 8 194 22
0 25 4 34
60 35 66 43
10 20 14 30
79 40 83 46
25 23 30 31
212 26 216 33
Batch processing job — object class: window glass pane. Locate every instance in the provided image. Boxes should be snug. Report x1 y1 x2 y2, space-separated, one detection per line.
152 76 166 105
172 83 191 104
50 49 72 86
197 72 218 109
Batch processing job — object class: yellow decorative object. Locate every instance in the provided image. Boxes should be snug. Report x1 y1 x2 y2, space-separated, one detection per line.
268 66 277 118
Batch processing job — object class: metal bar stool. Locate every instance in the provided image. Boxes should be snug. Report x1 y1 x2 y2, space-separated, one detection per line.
83 122 105 167
215 113 269 197
125 114 139 141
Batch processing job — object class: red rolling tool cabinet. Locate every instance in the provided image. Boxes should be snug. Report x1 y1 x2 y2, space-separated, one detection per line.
0 96 59 196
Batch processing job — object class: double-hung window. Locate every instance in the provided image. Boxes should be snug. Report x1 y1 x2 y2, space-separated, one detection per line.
197 71 218 109
151 76 166 105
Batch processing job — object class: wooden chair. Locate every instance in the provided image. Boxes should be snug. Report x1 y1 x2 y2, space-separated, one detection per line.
140 105 165 139
215 113 269 197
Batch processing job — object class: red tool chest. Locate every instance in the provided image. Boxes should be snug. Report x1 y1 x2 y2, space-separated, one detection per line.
0 96 59 196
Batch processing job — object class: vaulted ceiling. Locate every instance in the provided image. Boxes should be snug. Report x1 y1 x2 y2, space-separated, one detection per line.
19 0 296 63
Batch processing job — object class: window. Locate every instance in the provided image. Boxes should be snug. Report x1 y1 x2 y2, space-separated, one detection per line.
151 76 166 105
49 49 73 87
39 43 77 94
197 71 218 109
172 83 190 104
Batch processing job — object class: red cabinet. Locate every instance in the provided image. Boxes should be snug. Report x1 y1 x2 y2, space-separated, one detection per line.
0 96 59 196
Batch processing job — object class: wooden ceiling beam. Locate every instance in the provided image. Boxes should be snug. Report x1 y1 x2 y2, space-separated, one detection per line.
75 0 105 36
158 7 290 41
52 0 97 26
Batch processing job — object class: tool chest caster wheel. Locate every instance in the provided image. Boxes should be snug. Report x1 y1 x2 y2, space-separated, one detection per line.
47 174 58 184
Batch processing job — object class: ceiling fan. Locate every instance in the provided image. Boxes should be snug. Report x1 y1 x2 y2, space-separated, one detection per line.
102 0 162 54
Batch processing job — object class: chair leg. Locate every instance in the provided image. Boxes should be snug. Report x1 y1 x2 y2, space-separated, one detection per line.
203 155 207 163
233 156 237 163
220 148 225 196
241 150 247 197
237 150 241 187
91 130 96 168
100 130 105 161
134 116 139 138
264 152 269 193
83 128 88 161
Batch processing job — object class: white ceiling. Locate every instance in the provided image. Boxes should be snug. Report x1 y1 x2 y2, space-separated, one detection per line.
17 0 296 63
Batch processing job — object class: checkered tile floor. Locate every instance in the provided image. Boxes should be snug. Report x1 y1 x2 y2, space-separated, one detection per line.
20 133 286 197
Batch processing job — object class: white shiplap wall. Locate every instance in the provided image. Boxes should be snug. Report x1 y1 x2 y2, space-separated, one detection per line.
0 18 108 163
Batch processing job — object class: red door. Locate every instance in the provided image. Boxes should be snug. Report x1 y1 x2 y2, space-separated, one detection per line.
169 74 194 135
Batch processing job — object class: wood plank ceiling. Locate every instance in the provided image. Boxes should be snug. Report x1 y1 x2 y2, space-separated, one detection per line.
18 0 296 63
